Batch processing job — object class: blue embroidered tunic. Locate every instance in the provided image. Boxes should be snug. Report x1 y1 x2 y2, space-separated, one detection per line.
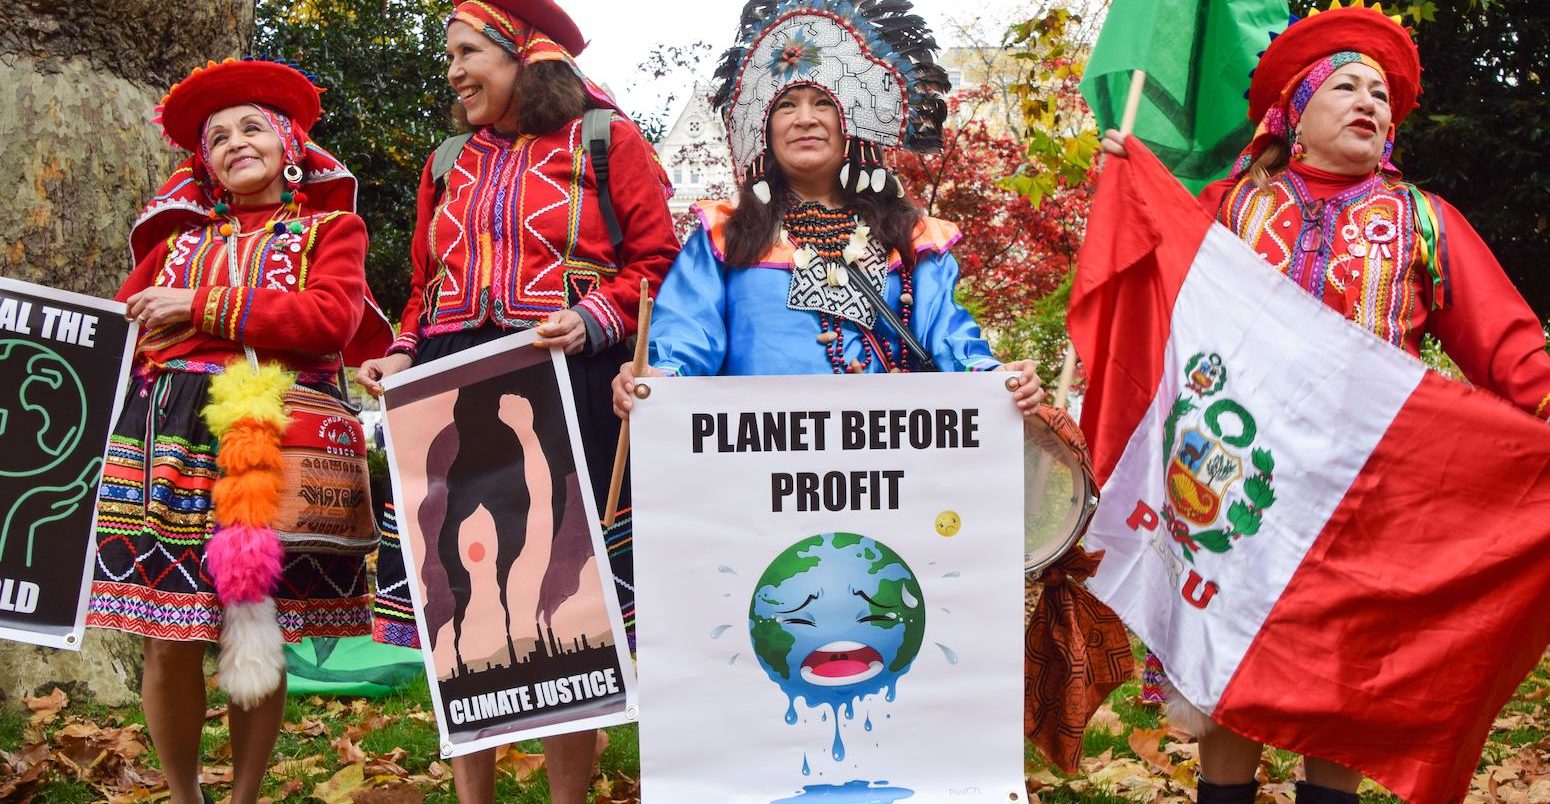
650 200 1000 377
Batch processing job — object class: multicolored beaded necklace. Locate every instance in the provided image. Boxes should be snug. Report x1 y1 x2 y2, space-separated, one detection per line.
782 199 916 374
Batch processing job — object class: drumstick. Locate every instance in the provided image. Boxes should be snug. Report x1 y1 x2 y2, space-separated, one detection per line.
1050 70 1146 409
602 280 652 528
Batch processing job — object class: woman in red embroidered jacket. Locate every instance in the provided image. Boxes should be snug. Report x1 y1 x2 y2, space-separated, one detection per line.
354 1 677 801
88 59 392 804
1103 5 1550 804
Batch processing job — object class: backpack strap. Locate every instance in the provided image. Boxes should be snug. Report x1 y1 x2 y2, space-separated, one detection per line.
429 132 474 201
583 107 625 249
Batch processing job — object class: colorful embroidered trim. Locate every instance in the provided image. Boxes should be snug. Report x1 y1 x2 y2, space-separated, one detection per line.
451 1 574 68
1233 51 1396 177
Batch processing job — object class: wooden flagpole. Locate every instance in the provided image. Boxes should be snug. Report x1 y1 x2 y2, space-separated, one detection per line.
602 279 652 528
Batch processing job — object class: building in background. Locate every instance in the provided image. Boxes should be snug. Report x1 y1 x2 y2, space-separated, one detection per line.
654 84 735 219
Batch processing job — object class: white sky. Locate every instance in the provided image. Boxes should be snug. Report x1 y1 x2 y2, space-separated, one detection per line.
570 0 1040 122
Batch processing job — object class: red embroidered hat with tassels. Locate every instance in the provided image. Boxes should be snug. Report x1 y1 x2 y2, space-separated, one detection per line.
475 0 587 55
1248 2 1421 126
155 58 324 152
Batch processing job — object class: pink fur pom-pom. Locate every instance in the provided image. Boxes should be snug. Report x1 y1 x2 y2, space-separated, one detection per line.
206 525 284 606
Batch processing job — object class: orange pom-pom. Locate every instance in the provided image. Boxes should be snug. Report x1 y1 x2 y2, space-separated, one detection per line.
215 420 285 475
211 469 286 527
218 223 234 237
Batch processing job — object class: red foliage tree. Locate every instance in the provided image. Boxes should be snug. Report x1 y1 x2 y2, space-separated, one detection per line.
892 86 1093 340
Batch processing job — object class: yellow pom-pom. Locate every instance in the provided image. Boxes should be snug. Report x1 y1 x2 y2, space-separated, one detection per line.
218 223 234 236
204 360 294 435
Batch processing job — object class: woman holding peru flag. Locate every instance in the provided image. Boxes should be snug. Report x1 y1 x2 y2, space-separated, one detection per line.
1091 3 1550 804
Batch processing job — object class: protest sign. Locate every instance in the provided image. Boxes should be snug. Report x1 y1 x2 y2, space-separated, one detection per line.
0 277 135 649
381 330 635 757
631 372 1025 804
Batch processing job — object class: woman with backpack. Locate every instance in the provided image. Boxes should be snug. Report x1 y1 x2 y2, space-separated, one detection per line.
355 1 678 801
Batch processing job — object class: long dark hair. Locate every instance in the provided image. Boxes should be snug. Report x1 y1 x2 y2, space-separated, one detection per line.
450 59 587 136
722 159 923 269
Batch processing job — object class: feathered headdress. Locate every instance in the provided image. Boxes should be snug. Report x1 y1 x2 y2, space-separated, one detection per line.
711 0 951 202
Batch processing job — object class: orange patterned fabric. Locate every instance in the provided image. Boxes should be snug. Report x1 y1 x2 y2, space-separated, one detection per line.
1024 406 1132 772
1024 546 1134 772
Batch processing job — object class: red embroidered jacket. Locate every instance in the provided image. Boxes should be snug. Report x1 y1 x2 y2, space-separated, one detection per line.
1202 162 1550 421
118 205 371 377
388 114 679 356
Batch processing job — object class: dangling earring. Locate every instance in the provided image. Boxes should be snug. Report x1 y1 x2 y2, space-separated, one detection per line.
747 154 772 205
208 185 236 239
1290 130 1306 161
280 163 305 212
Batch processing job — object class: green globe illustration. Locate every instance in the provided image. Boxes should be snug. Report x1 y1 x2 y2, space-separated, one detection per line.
749 532 926 721
0 339 87 478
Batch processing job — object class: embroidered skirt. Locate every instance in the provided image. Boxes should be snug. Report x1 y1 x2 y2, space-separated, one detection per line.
371 326 637 649
87 371 372 643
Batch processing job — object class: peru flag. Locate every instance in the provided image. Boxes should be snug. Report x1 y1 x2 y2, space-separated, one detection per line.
1071 138 1550 803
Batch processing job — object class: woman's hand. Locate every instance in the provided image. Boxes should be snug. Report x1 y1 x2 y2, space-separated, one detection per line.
356 353 414 398
124 287 196 330
1101 129 1129 158
996 360 1048 420
612 361 665 419
533 309 588 355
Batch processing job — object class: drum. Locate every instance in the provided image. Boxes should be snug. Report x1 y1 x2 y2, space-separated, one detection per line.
1023 405 1098 576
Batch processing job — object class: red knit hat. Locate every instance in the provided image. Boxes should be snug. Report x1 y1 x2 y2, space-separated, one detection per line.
155 58 325 153
1248 3 1421 126
474 0 587 55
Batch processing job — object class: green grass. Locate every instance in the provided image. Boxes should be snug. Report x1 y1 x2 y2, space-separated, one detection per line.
8 649 1550 802
1036 789 1133 804
0 703 25 751
32 777 97 803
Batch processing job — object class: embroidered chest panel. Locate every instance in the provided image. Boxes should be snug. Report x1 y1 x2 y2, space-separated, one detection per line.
157 211 339 293
1218 174 1425 348
426 121 615 330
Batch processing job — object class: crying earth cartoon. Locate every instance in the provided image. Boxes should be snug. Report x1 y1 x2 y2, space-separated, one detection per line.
749 533 925 758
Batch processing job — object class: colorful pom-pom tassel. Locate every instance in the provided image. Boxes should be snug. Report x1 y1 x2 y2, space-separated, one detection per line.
202 359 294 709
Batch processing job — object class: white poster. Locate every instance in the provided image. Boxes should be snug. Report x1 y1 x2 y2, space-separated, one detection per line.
631 373 1025 804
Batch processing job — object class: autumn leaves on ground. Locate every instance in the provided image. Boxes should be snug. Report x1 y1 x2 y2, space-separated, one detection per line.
2 646 1548 803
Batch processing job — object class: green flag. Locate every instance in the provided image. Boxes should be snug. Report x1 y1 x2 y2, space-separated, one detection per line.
1081 0 1290 192
285 635 424 698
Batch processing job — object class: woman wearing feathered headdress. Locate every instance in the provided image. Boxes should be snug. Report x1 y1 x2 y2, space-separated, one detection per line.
611 0 1045 398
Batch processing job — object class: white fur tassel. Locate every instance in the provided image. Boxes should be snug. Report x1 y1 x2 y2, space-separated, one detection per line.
219 597 286 709
752 180 772 205
1156 673 1219 737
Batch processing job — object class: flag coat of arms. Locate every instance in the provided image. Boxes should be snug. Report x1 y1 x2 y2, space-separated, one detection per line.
1071 138 1550 803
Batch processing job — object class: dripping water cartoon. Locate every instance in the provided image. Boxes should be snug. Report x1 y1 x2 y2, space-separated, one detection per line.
748 532 925 802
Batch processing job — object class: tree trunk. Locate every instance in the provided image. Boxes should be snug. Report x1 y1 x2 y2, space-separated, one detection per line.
0 0 254 294
0 0 252 702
